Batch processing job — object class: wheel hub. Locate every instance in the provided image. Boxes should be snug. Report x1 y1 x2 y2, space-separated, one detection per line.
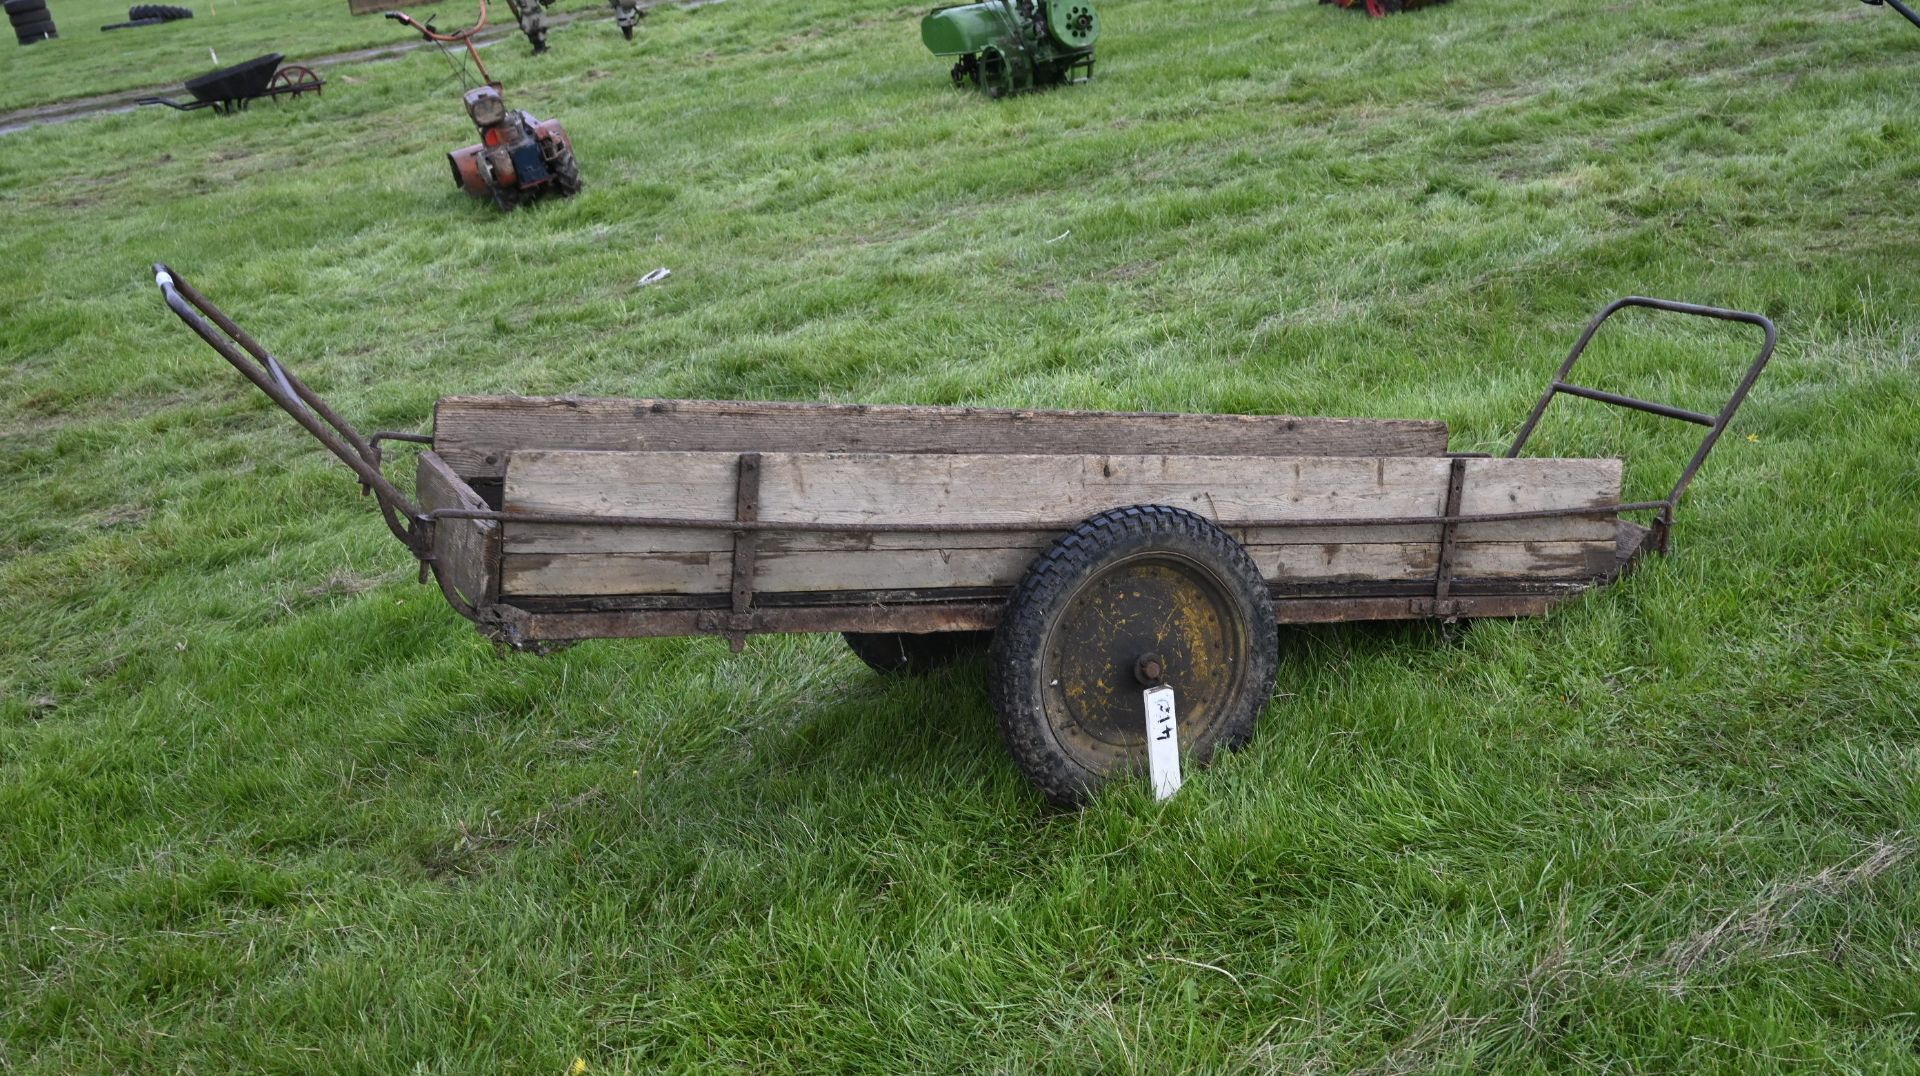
1041 553 1248 764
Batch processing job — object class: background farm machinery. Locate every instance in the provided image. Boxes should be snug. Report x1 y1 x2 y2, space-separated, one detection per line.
386 2 582 210
501 0 641 52
447 85 582 210
922 0 1098 97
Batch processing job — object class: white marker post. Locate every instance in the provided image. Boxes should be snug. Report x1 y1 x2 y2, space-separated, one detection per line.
1143 685 1181 800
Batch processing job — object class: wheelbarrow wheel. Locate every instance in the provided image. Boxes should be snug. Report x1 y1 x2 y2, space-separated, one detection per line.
843 631 991 675
989 504 1278 807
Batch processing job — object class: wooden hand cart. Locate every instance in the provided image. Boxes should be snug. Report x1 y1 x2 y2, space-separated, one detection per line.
156 265 1775 805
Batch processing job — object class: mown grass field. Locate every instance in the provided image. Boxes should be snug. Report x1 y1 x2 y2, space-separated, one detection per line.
4 0 1920 1070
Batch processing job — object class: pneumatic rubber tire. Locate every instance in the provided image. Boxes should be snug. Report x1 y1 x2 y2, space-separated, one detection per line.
550 144 582 197
988 504 1278 807
4 0 46 16
843 631 991 675
128 4 192 18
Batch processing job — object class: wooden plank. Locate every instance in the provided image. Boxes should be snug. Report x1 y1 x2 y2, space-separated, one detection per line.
433 396 1452 479
506 515 1607 554
500 539 1614 597
502 452 1620 536
416 451 498 609
495 450 1620 599
493 592 1581 643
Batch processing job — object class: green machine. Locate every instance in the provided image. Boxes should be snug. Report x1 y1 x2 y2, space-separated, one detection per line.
921 0 1098 97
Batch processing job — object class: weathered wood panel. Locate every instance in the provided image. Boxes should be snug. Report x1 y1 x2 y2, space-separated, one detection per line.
491 592 1578 643
433 396 1452 480
416 451 498 608
495 451 1621 598
502 452 1620 534
501 540 1617 597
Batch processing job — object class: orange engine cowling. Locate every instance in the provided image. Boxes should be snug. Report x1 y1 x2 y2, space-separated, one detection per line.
447 143 489 199
533 118 572 156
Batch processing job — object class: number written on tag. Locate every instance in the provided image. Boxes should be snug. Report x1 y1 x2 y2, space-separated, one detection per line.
1143 685 1181 800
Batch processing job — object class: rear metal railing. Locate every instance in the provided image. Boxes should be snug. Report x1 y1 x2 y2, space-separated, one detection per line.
1504 296 1776 552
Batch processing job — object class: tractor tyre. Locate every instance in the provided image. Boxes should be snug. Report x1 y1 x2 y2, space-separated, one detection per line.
988 504 1278 807
128 3 192 18
843 632 991 676
4 0 46 16
550 148 582 197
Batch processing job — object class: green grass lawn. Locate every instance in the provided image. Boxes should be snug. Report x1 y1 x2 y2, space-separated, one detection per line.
4 0 1920 1069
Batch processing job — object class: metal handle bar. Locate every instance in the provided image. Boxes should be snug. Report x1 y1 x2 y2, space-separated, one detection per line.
385 0 487 42
153 264 427 553
387 1 497 86
1507 295 1776 551
1863 0 1920 31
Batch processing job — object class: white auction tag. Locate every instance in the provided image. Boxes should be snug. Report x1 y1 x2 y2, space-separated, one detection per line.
1143 685 1181 800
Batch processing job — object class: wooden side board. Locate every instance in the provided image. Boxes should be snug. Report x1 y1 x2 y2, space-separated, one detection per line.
416 451 499 609
495 451 1622 599
431 396 1453 480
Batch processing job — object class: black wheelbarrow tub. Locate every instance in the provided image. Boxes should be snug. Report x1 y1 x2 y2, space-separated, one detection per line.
183 53 283 103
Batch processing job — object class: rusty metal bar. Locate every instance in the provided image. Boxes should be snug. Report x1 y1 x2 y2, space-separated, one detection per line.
724 453 763 651
426 499 1664 534
170 270 379 463
488 590 1589 646
1433 456 1467 604
1547 382 1714 426
154 265 427 551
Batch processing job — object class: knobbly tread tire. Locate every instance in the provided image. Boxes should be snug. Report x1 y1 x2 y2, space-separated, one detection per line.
550 145 582 196
988 504 1279 807
127 3 192 19
843 631 991 675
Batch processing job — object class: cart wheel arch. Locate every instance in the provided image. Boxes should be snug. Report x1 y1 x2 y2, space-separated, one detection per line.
988 504 1279 807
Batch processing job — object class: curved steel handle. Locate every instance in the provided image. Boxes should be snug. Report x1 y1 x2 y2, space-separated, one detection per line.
153 264 427 552
1863 0 1920 31
1507 295 1777 550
